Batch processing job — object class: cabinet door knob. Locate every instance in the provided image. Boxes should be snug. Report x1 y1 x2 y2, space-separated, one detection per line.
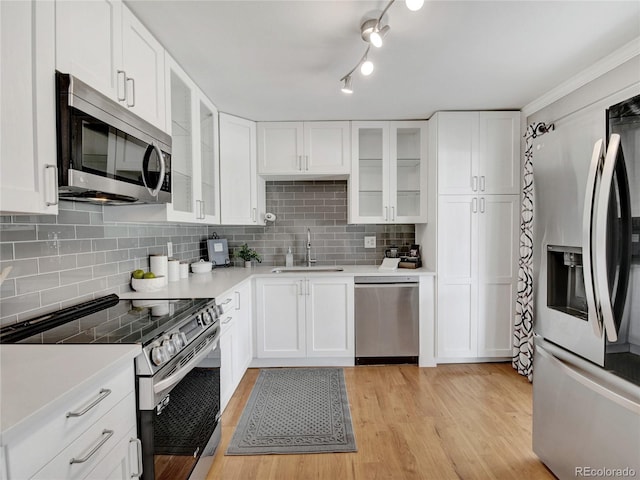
480 176 486 192
472 198 478 213
472 176 478 192
480 197 485 213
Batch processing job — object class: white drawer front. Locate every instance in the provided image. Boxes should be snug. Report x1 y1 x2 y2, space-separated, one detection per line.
31 392 136 480
6 363 134 480
84 426 140 480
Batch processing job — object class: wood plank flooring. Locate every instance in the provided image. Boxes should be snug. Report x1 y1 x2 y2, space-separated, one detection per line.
206 363 555 480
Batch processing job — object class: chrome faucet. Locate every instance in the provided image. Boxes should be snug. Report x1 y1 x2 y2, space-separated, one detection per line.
306 228 316 267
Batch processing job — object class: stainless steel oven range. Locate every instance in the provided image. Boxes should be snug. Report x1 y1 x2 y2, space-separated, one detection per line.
0 294 222 480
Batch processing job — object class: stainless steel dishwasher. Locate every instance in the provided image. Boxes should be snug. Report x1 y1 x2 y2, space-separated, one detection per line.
354 276 419 365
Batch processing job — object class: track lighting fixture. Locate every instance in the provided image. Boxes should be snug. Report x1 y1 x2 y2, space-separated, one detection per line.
341 75 353 94
406 0 425 11
339 0 424 94
360 58 374 76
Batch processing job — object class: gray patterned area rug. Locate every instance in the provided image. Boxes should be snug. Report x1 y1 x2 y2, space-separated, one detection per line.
225 367 357 455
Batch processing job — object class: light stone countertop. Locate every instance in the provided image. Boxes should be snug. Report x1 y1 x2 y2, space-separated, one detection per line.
0 344 140 441
119 265 436 300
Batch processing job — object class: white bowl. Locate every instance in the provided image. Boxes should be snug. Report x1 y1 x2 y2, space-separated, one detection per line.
191 260 213 274
131 275 166 292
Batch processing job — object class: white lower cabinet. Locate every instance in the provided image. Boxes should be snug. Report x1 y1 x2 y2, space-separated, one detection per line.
219 280 252 411
32 394 139 480
5 358 140 480
255 276 354 364
436 194 519 360
84 427 142 480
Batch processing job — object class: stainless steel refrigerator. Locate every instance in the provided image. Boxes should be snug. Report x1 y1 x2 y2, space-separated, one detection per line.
532 93 640 479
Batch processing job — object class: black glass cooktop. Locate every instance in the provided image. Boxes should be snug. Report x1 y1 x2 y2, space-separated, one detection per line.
0 295 213 346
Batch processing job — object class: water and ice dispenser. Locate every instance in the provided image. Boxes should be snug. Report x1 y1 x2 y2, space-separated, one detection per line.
547 245 588 320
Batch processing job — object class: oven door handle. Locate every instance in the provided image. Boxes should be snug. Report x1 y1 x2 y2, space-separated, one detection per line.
153 336 219 396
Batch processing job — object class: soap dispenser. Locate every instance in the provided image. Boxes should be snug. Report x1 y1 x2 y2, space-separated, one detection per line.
286 247 294 267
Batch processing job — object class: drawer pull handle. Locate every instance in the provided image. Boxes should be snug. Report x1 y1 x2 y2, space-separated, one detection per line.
69 429 114 464
130 437 143 478
222 316 233 325
222 298 232 305
66 388 111 418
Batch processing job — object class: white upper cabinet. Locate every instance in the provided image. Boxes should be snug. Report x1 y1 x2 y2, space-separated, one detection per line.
120 5 166 130
219 113 266 225
55 0 122 102
436 111 520 195
104 55 220 224
257 121 350 177
1 0 58 215
56 0 166 131
350 121 428 224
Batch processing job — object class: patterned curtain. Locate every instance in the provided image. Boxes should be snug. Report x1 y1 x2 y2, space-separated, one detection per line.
513 122 547 381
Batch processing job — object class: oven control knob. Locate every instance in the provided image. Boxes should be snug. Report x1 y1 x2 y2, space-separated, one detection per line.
151 345 169 366
171 333 185 350
204 310 214 325
209 307 219 321
163 338 177 357
195 314 204 326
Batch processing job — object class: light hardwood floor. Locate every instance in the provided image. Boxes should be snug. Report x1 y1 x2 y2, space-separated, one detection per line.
207 363 555 480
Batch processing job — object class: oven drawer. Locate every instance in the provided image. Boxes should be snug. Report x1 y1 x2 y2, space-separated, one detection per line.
6 362 135 480
31 392 137 480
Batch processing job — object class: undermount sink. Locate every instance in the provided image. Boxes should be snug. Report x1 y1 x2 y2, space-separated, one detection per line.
270 266 345 274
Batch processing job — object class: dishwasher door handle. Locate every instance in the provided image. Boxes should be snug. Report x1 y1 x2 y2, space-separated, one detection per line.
354 283 418 289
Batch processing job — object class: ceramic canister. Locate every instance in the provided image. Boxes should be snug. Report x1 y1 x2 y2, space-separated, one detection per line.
179 262 189 278
167 259 180 282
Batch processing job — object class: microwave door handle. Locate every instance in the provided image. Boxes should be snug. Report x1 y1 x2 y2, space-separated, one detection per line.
595 134 621 342
582 139 604 338
141 143 166 197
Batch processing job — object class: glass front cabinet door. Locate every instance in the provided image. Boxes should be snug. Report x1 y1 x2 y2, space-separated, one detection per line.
350 121 427 224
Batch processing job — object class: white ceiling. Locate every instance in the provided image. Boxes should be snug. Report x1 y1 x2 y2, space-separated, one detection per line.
126 0 640 121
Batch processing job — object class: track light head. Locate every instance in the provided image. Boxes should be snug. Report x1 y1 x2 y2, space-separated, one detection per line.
341 76 353 94
360 18 378 44
405 0 424 11
361 19 389 47
360 59 374 76
370 24 390 48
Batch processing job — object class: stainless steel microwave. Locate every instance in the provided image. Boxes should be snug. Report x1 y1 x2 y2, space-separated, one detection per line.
55 72 171 205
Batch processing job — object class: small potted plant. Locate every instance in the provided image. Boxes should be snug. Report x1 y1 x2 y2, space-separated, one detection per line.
235 244 262 268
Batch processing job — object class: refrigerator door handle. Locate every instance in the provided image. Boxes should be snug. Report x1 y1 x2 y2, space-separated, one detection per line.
582 139 604 338
595 134 621 343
